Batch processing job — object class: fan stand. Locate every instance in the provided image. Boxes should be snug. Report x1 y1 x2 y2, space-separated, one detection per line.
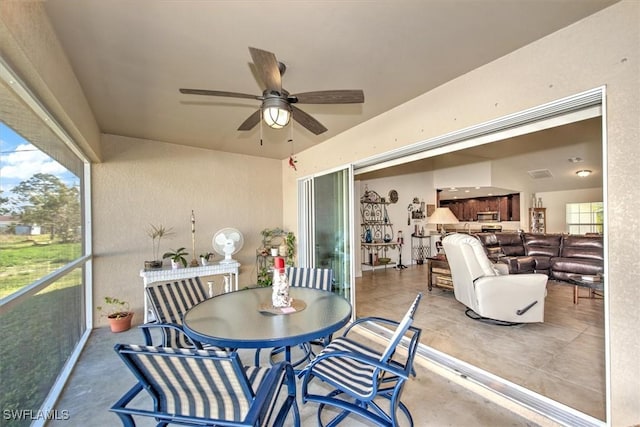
219 254 236 264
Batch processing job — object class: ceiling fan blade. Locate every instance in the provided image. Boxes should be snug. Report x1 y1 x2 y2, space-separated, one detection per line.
179 88 261 100
248 47 282 94
291 106 328 135
237 110 261 131
292 90 364 104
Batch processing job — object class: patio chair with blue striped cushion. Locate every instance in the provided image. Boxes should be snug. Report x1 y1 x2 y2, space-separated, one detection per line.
111 344 300 427
299 293 422 427
140 277 209 349
286 267 334 291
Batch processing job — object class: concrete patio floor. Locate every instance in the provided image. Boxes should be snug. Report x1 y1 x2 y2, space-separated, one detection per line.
48 325 553 426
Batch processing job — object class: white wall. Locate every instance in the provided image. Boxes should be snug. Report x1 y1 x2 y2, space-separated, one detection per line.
433 162 492 188
537 188 603 233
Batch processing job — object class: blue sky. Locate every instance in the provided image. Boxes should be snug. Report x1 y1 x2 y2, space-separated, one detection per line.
1 122 78 200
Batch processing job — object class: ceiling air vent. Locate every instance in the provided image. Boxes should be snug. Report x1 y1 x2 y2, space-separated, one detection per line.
528 169 553 179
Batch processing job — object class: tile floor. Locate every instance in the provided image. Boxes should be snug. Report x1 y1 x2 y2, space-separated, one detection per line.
356 264 606 421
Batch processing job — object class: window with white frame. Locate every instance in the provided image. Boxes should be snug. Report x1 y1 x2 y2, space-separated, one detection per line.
566 202 603 235
1 59 91 424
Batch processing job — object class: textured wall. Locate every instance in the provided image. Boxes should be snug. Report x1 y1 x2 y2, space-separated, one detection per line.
93 134 283 323
0 1 101 161
283 2 639 424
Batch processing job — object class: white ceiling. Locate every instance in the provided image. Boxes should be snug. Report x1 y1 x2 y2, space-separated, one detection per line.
43 0 616 161
357 116 603 199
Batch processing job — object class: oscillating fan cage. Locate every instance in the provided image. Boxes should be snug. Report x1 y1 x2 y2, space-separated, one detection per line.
212 228 244 263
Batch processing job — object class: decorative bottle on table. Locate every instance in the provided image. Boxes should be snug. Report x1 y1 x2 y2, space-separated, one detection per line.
271 257 291 308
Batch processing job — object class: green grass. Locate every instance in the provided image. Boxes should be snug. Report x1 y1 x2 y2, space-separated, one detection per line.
1 278 84 426
0 235 85 426
0 235 81 299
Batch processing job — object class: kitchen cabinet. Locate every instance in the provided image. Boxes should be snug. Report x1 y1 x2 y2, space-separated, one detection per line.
439 193 520 221
498 194 520 221
510 194 520 221
498 196 509 220
466 199 478 222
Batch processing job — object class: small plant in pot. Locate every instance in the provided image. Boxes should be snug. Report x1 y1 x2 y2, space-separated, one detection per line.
163 247 189 269
97 296 133 333
145 224 174 269
199 252 213 266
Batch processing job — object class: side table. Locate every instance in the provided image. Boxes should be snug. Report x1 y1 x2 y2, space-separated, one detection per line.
140 262 240 322
411 233 430 265
427 256 453 291
566 274 604 304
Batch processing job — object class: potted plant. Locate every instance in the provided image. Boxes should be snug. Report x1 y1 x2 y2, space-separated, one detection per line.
145 224 174 269
257 267 273 287
260 228 296 261
284 232 296 266
97 296 133 333
163 247 188 269
199 252 213 266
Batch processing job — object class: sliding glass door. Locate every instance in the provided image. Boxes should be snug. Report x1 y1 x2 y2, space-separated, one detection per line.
298 167 353 301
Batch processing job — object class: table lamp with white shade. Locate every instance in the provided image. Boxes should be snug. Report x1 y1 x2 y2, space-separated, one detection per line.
428 207 460 252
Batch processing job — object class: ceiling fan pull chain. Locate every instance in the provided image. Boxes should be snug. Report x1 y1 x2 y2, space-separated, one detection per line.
259 112 263 146
289 120 294 151
288 121 297 170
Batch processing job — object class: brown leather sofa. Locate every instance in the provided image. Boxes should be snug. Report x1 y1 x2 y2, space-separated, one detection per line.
474 232 603 282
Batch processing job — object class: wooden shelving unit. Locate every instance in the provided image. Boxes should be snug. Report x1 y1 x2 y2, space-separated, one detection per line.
529 207 546 233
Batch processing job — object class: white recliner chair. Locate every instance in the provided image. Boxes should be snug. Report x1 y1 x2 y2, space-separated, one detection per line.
442 233 548 324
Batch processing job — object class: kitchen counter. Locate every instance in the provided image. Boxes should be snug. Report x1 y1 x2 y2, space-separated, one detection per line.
426 222 521 234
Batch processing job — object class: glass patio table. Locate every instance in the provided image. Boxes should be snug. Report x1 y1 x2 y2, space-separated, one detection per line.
183 286 352 356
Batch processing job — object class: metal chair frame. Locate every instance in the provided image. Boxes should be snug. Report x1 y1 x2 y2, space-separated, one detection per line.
300 293 422 427
140 277 209 348
111 344 300 427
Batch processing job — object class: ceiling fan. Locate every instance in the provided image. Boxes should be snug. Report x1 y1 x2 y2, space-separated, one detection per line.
179 47 364 135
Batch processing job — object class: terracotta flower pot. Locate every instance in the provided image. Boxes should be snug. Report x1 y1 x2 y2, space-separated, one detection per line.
108 312 134 333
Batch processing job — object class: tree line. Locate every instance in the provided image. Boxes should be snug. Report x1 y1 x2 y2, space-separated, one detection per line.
1 173 81 242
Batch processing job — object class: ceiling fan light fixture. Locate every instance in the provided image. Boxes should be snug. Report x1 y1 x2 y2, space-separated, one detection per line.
262 97 291 129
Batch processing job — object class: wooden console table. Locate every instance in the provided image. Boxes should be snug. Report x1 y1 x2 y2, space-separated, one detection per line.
427 257 453 291
140 262 240 322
